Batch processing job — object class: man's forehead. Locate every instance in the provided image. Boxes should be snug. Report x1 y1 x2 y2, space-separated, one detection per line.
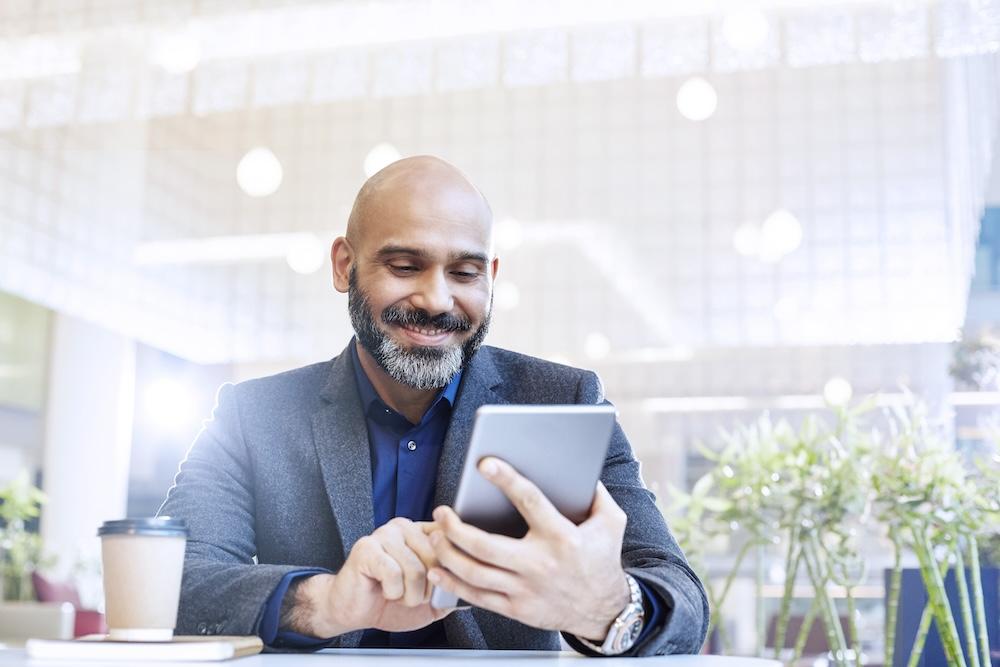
348 155 493 246
355 190 493 255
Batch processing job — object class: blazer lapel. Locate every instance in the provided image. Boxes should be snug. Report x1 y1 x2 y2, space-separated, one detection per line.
433 347 505 510
311 348 373 649
436 348 506 649
311 348 375 566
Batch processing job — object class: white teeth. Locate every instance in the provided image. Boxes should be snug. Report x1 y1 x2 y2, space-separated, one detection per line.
404 324 443 336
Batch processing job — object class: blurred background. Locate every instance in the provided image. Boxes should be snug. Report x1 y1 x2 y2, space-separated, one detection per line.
1 0 999 661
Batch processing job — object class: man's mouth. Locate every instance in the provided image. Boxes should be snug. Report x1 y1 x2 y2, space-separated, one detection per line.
395 322 454 345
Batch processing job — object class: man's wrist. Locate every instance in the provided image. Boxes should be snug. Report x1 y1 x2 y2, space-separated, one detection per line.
280 573 345 638
575 573 646 655
575 570 631 641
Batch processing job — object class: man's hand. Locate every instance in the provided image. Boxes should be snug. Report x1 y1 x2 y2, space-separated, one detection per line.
427 458 631 641
283 518 456 638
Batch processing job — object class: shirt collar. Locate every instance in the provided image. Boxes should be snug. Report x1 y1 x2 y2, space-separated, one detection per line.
349 338 462 419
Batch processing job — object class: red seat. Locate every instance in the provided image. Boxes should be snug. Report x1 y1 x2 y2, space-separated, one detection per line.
31 572 107 638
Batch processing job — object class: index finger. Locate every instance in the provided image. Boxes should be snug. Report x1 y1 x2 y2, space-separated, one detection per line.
401 522 438 570
478 457 573 535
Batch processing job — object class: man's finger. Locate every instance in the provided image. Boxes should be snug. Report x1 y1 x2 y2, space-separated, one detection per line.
403 522 438 569
381 535 430 607
402 523 439 601
430 530 518 593
427 567 511 618
478 457 572 534
427 603 462 621
432 506 520 567
358 539 405 601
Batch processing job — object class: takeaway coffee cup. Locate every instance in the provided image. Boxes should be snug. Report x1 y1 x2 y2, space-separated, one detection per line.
98 517 188 641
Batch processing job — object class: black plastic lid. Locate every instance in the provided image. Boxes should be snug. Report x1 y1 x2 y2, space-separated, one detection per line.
97 517 188 538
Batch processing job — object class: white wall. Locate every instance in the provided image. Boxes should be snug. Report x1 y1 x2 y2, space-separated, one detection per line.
40 313 135 578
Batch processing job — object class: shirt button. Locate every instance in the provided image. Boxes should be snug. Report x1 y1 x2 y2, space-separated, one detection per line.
407 441 417 451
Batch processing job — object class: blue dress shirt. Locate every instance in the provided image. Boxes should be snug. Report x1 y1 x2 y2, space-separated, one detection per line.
259 339 664 651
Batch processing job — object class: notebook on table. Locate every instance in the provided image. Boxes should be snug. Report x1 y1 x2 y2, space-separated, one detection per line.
25 635 263 662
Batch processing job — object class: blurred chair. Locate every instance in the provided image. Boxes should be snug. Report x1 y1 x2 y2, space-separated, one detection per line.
31 572 106 637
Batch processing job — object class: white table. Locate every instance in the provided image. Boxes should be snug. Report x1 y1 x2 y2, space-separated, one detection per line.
0 647 781 667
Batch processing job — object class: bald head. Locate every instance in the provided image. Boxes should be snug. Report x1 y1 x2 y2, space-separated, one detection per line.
346 155 493 248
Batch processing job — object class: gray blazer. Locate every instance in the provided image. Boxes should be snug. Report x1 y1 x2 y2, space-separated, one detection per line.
159 343 708 655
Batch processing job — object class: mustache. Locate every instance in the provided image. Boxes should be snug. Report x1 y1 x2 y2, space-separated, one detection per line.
381 305 472 333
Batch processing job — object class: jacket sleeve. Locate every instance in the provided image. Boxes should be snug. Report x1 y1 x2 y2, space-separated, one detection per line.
561 371 710 656
157 383 338 644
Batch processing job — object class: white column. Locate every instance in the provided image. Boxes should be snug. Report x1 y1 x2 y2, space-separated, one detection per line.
40 313 135 579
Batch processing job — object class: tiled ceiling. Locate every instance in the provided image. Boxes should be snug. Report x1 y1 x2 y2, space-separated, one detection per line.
0 2 998 365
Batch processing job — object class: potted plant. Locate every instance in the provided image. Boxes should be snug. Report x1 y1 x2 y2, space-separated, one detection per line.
667 405 875 665
663 395 999 667
0 470 50 601
873 400 998 667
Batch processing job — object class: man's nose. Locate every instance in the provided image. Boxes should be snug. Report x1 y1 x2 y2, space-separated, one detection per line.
411 270 454 315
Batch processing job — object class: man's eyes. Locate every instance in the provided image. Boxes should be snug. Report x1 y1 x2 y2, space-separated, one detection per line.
451 271 481 281
387 264 482 280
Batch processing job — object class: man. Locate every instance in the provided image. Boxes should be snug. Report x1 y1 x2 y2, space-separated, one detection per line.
159 156 708 656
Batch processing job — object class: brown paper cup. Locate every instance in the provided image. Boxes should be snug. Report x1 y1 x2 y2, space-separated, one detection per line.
98 517 188 642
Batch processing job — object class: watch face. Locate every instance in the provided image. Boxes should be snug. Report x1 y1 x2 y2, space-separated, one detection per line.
626 618 643 642
610 611 645 653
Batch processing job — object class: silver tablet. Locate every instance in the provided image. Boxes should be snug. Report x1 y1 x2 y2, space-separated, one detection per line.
430 404 616 609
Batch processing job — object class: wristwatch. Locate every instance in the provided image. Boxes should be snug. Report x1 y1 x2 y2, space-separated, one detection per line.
577 573 645 655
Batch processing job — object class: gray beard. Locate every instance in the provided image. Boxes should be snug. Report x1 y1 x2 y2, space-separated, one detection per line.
371 335 465 391
348 269 491 390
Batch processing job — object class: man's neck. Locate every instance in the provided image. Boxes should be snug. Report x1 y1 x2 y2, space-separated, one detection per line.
355 344 439 424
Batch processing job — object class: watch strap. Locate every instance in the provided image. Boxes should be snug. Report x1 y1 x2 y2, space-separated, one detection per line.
576 573 645 655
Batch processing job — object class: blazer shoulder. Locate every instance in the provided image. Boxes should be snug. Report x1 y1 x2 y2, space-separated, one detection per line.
481 346 599 404
226 358 334 408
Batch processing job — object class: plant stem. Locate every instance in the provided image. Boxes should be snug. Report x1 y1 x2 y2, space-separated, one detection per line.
706 585 732 654
707 538 754 652
715 611 732 655
773 533 802 660
846 586 860 666
756 541 766 657
802 534 848 667
967 537 991 667
885 536 903 667
911 525 966 667
905 603 934 667
953 546 980 667
715 539 754 612
792 596 820 666
911 563 952 667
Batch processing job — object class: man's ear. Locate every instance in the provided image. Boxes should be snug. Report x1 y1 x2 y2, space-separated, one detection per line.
331 237 353 293
490 256 500 281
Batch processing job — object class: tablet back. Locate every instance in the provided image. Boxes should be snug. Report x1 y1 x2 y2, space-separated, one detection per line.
452 404 616 538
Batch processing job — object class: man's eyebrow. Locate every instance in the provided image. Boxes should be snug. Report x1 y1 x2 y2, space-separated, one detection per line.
374 246 489 265
450 251 489 264
375 245 427 259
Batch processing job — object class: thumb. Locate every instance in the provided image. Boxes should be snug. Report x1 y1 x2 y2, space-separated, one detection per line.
431 605 461 621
